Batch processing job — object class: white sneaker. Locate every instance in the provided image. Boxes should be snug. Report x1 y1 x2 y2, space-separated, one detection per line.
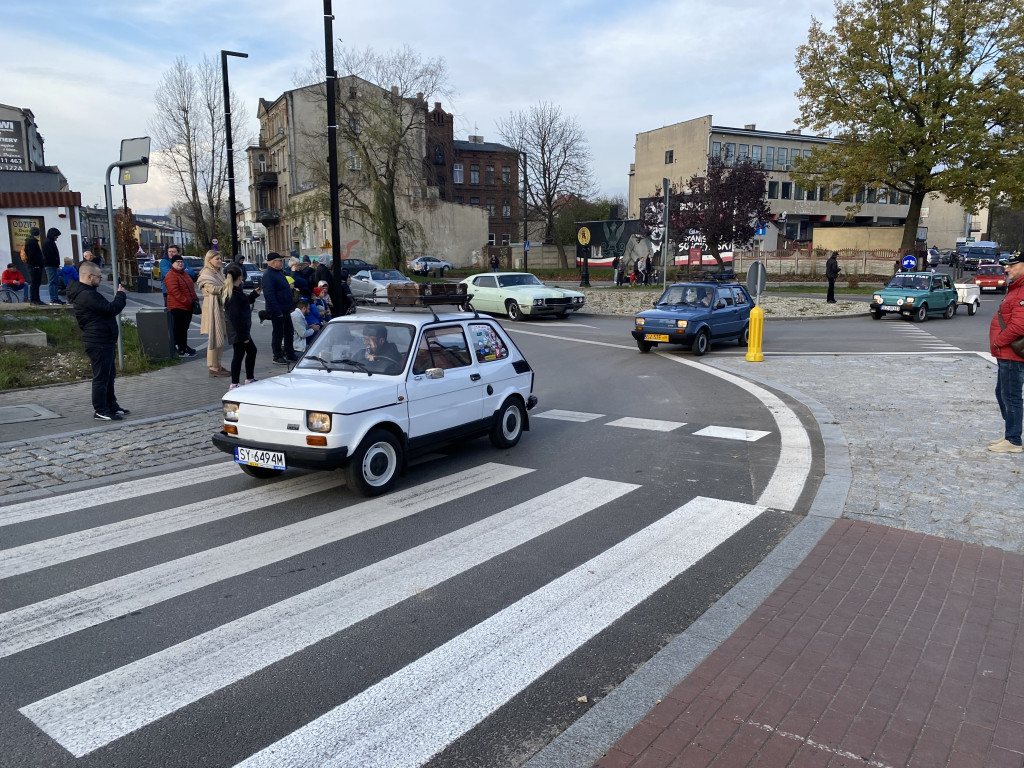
989 437 1007 446
989 440 1022 453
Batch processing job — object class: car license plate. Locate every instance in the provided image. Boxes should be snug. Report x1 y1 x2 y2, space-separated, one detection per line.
881 305 899 311
645 333 670 342
235 446 286 470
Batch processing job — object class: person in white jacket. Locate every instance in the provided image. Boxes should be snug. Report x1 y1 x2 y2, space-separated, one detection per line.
291 298 320 352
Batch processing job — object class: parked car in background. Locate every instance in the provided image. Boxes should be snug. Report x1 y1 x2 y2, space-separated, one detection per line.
460 272 586 320
409 256 453 276
974 264 1008 293
350 269 415 304
242 263 263 290
928 247 941 267
632 281 752 355
339 258 376 274
870 272 959 321
183 256 203 281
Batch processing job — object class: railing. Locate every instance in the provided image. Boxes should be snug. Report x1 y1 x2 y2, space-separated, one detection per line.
256 208 280 224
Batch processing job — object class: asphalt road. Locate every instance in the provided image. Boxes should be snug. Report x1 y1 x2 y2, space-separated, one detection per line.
0 310 816 767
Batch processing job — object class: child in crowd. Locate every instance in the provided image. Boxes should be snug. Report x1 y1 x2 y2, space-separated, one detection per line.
60 257 79 293
291 297 320 353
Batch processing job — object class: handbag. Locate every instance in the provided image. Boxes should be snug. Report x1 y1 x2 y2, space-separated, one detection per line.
191 297 202 315
996 305 1024 357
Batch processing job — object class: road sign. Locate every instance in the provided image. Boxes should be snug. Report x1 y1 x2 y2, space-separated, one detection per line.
577 228 591 246
755 224 767 237
901 254 918 271
746 261 767 299
118 137 151 185
524 241 530 252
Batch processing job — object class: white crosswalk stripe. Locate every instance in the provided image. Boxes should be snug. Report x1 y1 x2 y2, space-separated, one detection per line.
21 477 639 756
0 461 240 528
234 497 764 768
532 409 604 422
0 463 531 659
693 426 770 442
886 324 960 350
605 416 686 432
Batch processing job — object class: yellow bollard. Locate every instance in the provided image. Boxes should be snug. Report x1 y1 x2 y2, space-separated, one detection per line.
745 304 764 362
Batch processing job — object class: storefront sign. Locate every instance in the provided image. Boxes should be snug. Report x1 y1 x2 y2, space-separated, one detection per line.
8 215 45 262
0 120 26 171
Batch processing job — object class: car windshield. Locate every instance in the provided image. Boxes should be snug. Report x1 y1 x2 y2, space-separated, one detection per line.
964 246 998 257
977 266 1005 275
657 284 714 306
298 320 415 375
497 274 543 288
370 270 406 281
886 274 930 290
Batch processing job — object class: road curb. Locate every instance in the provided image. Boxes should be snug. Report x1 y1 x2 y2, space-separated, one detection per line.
523 365 849 768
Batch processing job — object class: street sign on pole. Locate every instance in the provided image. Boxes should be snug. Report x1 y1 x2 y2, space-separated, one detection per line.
901 254 918 271
746 261 767 304
118 137 151 185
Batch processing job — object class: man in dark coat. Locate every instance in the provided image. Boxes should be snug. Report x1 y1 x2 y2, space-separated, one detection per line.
23 227 45 305
42 227 63 304
67 262 129 421
262 252 296 364
826 251 842 303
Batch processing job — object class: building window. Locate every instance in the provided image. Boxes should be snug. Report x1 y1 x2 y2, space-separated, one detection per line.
738 144 749 160
712 141 722 158
751 145 762 163
453 163 463 184
665 150 674 164
806 185 817 201
470 165 480 184
781 182 792 199
434 145 445 165
485 165 494 185
454 195 464 204
724 143 735 164
803 149 812 158
777 148 789 166
867 187 877 204
502 200 511 218
486 199 495 217
855 187 865 204
470 196 480 206
765 146 775 169
794 184 805 201
502 166 510 184
258 154 267 172
348 150 361 171
348 117 361 135
488 233 495 246
502 233 510 246
768 181 779 199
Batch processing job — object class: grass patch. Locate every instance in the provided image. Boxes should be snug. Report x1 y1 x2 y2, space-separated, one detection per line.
0 311 176 391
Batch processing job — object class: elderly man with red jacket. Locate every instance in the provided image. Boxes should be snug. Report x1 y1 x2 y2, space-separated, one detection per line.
989 251 1024 453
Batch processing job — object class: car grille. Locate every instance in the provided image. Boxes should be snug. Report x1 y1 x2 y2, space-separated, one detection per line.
543 297 572 307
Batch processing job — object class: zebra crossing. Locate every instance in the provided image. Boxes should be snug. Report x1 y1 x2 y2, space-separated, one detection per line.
883 322 961 351
534 410 770 441
2 454 777 767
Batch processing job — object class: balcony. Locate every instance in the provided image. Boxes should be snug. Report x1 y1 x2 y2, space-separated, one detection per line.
256 208 280 225
256 171 278 188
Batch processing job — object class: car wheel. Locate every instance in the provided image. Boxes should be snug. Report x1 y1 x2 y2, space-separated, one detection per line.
738 324 749 346
914 304 928 322
489 397 525 449
506 300 523 321
871 309 883 320
345 429 402 497
239 464 285 480
636 339 653 353
967 301 978 316
693 329 710 356
944 301 956 319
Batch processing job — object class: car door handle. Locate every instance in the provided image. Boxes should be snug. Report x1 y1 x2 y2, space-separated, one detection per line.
470 373 481 381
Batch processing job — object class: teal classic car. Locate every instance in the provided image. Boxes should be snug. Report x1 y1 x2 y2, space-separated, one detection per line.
869 272 959 321
460 272 585 320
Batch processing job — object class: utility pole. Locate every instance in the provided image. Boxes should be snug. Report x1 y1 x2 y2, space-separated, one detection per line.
221 49 248 261
521 151 528 272
324 0 343 305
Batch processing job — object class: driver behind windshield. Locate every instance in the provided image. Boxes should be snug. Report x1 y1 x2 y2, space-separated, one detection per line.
356 325 400 369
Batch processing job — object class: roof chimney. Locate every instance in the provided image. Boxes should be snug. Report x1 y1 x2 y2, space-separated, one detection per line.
744 123 756 130
434 102 442 111
786 128 801 135
469 135 484 144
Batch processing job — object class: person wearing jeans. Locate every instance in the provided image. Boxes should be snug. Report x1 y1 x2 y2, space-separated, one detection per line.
988 252 1024 453
164 253 199 357
262 252 296 364
42 228 63 304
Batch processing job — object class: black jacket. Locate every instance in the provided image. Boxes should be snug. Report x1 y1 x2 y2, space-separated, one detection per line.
42 229 61 268
225 285 259 345
262 266 294 316
314 263 335 292
826 256 841 280
295 265 316 296
67 280 126 347
23 235 43 268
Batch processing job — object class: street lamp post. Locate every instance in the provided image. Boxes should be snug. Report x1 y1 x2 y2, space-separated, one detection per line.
521 151 528 272
221 49 248 262
324 0 343 303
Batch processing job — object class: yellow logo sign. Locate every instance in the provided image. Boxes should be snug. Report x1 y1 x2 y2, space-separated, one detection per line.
577 227 591 246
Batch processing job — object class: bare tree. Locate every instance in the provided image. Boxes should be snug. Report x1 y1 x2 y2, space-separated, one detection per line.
292 45 453 270
497 102 595 268
149 55 252 252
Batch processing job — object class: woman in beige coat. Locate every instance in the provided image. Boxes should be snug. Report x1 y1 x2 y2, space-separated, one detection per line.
196 250 228 376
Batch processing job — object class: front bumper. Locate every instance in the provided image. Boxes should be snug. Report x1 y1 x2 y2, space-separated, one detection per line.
869 301 915 316
212 431 350 470
526 303 584 316
631 329 694 345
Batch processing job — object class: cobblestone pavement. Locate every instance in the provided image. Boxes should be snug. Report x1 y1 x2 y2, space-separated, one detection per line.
713 352 1024 553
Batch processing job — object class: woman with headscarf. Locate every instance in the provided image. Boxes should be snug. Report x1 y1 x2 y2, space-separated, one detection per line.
197 250 228 377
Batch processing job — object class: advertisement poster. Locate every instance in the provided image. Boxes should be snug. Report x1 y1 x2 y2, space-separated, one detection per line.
8 216 45 263
0 119 26 171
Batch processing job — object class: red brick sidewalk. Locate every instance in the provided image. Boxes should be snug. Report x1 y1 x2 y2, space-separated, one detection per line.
594 519 1024 768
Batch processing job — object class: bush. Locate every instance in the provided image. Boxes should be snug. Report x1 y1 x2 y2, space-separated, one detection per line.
846 275 860 289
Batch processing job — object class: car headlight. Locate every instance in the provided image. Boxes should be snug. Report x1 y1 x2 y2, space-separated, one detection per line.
306 411 332 433
223 402 239 422
905 297 914 304
998 280 1005 285
676 320 688 329
636 317 645 326
533 299 544 307
574 296 584 304
873 294 882 303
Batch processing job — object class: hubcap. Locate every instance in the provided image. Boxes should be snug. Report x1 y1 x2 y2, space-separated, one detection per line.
363 442 396 486
503 407 521 439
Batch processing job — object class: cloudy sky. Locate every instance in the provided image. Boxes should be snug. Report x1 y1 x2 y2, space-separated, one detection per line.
4 0 835 213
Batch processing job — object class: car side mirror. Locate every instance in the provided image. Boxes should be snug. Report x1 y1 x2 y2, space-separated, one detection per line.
652 300 657 307
426 367 445 379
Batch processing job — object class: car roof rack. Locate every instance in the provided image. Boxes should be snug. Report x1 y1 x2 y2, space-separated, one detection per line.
387 293 477 321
